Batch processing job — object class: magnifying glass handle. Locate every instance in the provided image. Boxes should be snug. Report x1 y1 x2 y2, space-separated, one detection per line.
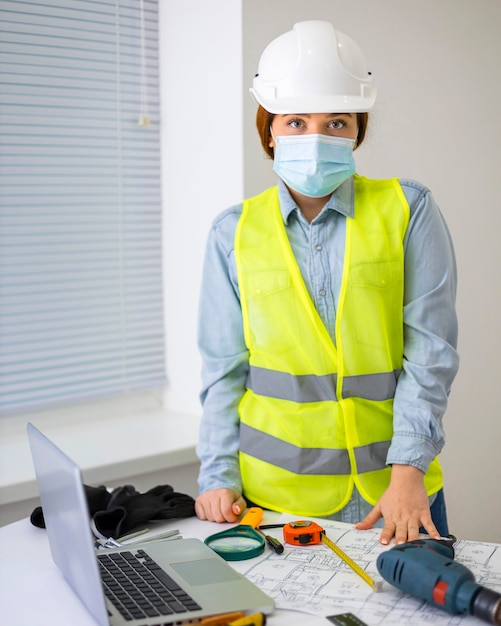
239 507 263 528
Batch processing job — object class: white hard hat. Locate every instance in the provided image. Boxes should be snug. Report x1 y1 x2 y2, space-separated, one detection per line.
250 20 376 114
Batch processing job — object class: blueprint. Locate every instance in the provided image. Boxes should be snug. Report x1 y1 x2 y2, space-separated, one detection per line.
232 514 501 625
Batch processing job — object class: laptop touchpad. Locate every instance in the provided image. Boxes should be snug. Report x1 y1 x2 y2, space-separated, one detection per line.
172 558 242 585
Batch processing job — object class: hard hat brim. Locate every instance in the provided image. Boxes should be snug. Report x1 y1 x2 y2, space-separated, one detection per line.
249 88 377 114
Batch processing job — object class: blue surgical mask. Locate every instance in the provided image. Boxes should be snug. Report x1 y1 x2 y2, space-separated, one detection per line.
272 133 356 198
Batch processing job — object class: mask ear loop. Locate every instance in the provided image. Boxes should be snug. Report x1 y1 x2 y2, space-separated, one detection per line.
268 126 276 159
354 128 360 150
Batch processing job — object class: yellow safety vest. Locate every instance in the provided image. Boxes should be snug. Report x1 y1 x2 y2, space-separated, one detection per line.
234 175 443 517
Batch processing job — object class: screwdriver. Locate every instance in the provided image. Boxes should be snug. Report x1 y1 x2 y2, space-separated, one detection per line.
240 508 284 554
256 527 284 554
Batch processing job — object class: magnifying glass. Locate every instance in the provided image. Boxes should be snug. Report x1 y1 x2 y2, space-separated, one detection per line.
204 507 266 561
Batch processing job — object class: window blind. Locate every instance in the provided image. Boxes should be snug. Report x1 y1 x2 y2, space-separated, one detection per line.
0 0 166 415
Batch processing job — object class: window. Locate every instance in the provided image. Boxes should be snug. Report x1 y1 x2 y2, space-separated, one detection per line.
0 0 165 415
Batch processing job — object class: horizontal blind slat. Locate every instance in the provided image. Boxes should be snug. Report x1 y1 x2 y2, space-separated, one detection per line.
0 0 164 416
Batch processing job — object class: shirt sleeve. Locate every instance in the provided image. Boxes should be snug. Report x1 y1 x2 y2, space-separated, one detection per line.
196 205 248 495
386 180 459 472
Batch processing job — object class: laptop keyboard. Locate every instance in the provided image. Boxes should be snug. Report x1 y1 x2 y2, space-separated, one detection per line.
98 549 202 621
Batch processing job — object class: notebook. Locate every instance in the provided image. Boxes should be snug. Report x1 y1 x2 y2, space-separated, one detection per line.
27 422 275 626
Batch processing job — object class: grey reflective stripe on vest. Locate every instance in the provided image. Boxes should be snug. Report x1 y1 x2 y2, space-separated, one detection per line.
240 423 350 474
240 423 390 475
246 367 337 402
354 440 391 473
247 366 401 403
343 371 402 401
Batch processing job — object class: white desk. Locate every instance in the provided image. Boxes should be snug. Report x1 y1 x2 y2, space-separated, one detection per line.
1 512 500 626
0 512 324 626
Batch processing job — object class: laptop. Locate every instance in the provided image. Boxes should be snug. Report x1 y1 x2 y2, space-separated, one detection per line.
27 422 275 626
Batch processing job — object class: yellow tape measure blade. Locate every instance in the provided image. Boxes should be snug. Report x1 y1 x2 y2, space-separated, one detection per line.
321 535 382 592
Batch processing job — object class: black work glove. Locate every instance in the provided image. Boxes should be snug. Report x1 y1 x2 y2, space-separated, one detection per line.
92 484 195 538
30 484 112 529
30 483 196 539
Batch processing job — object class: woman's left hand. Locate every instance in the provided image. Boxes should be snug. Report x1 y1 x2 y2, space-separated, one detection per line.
355 464 440 545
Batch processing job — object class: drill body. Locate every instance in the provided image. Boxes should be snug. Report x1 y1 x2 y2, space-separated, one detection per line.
376 538 501 624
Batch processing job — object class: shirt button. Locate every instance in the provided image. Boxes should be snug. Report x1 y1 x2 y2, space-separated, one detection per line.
315 245 322 251
319 290 326 297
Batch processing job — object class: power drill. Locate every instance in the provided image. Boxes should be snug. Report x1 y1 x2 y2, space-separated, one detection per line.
376 536 501 624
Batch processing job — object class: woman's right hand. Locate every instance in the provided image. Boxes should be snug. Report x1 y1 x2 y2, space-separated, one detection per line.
195 488 247 523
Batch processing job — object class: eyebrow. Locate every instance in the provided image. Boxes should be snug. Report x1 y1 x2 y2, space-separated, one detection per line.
283 113 355 118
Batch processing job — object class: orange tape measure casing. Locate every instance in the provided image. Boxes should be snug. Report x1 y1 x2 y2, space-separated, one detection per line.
283 520 324 545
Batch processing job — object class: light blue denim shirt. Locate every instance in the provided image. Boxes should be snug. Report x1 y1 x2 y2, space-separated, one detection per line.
196 176 459 503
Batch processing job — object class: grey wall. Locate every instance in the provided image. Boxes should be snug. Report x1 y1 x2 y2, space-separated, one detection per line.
243 0 501 542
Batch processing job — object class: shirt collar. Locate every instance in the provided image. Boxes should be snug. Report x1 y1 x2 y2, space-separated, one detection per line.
277 177 355 223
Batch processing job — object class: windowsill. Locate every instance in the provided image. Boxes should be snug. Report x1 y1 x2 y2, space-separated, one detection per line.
0 395 201 507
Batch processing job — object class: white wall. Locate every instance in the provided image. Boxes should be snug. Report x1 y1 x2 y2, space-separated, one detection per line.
160 1 243 415
242 0 501 541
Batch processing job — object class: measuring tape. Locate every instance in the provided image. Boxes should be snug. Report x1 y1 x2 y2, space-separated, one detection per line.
283 520 382 592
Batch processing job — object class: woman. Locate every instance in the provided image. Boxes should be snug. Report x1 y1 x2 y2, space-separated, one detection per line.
195 20 459 545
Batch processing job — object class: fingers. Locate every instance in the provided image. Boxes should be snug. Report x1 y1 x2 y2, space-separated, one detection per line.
378 516 438 545
420 517 441 540
194 496 209 520
379 520 413 546
195 489 246 523
355 492 437 545
380 519 419 545
232 496 247 516
355 506 382 531
355 507 420 545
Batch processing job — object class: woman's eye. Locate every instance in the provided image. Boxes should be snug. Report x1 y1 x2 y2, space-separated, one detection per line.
329 120 345 129
287 119 304 129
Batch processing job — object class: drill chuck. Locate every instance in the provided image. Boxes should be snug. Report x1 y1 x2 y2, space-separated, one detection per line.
473 588 501 625
376 539 501 625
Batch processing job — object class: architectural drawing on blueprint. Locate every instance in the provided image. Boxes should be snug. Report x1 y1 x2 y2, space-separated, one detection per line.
233 516 501 626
